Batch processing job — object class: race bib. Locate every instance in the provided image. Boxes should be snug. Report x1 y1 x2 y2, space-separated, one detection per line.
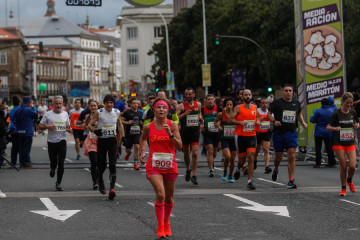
186 115 199 127
54 122 66 132
152 153 173 170
90 126 98 139
340 128 354 141
224 125 235 137
207 122 218 132
102 124 116 136
130 125 141 135
243 120 255 132
260 121 270 130
282 110 296 123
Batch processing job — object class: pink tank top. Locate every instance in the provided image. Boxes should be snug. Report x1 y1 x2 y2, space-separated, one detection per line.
146 119 178 174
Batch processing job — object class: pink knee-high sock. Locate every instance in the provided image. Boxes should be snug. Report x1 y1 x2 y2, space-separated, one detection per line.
155 201 165 226
164 202 174 224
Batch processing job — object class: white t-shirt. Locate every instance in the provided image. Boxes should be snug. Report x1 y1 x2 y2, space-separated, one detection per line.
40 110 70 143
38 105 48 117
98 108 120 138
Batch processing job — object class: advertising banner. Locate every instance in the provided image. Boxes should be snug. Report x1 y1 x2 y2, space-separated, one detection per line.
67 81 90 97
231 70 246 93
294 0 345 148
202 64 211 87
166 72 175 91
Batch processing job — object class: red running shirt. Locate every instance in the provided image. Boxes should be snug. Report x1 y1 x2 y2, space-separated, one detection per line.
146 119 178 174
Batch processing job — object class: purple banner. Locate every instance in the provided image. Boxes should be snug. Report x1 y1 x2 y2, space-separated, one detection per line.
302 4 340 30
306 77 344 104
231 70 246 93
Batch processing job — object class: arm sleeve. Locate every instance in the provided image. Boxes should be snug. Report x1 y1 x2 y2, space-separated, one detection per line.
40 113 48 125
328 111 337 126
310 111 318 123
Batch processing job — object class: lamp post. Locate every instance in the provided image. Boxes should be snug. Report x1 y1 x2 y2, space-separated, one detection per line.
202 0 208 96
150 7 173 97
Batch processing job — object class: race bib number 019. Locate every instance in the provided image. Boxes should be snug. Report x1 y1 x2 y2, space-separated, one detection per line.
260 121 270 130
207 122 218 132
340 128 354 141
224 125 235 137
130 125 141 135
102 124 116 136
282 110 296 123
243 120 255 132
54 122 66 132
186 115 199 127
152 153 173 170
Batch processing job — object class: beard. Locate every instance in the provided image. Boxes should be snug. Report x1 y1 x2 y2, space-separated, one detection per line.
244 98 251 103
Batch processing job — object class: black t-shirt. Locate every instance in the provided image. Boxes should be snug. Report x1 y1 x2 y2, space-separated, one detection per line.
268 97 301 134
123 109 143 136
328 109 358 146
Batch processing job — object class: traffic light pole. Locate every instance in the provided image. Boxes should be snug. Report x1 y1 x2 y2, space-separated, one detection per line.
202 0 208 96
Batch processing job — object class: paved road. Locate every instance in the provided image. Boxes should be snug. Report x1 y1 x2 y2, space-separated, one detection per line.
1 133 360 240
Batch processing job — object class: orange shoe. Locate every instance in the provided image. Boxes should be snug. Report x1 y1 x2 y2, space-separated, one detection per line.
339 188 346 197
124 153 130 161
134 164 140 170
157 224 166 238
164 223 171 237
347 181 356 193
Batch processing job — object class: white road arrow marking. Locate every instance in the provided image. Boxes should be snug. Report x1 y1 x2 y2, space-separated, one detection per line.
31 198 81 222
224 194 290 218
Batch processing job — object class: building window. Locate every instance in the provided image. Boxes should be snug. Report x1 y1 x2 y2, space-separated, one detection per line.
0 51 7 65
127 49 138 66
154 26 163 38
0 76 8 88
127 27 138 39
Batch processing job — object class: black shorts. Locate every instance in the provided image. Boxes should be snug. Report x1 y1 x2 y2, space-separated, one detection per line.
204 134 220 147
221 138 236 152
256 131 271 144
181 133 200 146
235 135 257 155
73 129 86 141
125 134 140 149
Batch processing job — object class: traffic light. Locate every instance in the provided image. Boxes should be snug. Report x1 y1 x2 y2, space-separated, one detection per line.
215 34 220 45
156 88 160 93
267 87 273 92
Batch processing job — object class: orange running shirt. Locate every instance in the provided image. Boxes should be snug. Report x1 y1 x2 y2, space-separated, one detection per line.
234 104 257 136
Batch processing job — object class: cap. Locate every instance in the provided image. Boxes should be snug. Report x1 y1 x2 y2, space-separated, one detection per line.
328 96 334 104
103 94 115 104
23 96 33 104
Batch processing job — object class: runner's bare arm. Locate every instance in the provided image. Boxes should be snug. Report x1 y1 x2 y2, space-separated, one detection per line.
297 113 307 128
176 103 187 120
117 117 124 146
214 112 223 130
229 105 241 124
197 102 204 124
139 124 150 164
87 111 99 132
170 120 182 150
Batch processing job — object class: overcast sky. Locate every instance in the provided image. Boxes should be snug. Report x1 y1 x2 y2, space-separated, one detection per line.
0 0 173 28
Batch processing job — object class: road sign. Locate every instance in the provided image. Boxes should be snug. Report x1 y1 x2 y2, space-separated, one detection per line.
166 72 175 91
202 64 211 87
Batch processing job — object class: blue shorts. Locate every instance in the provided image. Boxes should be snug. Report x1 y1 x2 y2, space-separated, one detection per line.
204 135 220 147
221 138 236 152
273 131 298 152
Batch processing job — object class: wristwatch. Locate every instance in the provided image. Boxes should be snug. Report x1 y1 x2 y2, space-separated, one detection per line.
169 134 175 139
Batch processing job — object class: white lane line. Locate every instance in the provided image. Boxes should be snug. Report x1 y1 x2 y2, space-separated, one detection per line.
178 175 184 177
65 158 73 163
106 180 124 189
340 199 360 206
84 168 91 172
147 202 174 217
42 147 47 150
176 158 181 161
214 167 223 171
257 178 285 186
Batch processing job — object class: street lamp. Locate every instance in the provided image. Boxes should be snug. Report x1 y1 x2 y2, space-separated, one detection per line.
202 0 209 96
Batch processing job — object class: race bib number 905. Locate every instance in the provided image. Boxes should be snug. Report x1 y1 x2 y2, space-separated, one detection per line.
282 110 296 123
152 153 173 170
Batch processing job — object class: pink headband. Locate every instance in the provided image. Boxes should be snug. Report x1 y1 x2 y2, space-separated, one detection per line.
153 100 169 111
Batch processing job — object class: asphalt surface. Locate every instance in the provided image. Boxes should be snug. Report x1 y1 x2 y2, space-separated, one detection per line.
1 133 360 240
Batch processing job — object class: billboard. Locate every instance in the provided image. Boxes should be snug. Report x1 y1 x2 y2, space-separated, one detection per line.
231 70 246 93
67 81 90 97
294 0 345 147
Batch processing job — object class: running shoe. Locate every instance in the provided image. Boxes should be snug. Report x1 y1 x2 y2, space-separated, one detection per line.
124 153 130 161
98 179 106 195
247 181 256 190
228 176 235 183
164 223 172 237
272 169 279 181
254 160 258 170
190 176 198 185
264 166 272 174
234 168 241 180
93 183 99 190
0 190 6 198
50 169 55 178
347 181 356 193
339 188 346 197
157 224 166 238
221 171 227 181
108 189 116 200
55 182 63 191
134 164 140 170
287 180 297 189
209 169 215 177
185 170 191 182
241 167 248 176
76 154 81 160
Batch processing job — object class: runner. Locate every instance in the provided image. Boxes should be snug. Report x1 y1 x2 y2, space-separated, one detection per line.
201 94 222 177
87 94 124 200
254 97 272 174
176 87 203 185
139 97 182 239
121 98 143 170
38 96 71 191
83 100 99 190
69 99 85 160
214 97 237 183
231 89 260 190
267 84 307 189
326 92 359 196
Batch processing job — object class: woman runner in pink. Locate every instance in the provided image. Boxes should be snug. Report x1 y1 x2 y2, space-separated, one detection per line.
140 97 182 239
